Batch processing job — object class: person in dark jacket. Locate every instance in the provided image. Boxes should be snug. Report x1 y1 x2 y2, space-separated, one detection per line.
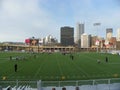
106 57 108 63
14 64 18 72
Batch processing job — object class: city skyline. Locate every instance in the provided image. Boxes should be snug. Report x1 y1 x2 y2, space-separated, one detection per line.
0 0 120 42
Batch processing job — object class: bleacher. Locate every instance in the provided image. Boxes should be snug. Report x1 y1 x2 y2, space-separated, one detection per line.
1 85 33 90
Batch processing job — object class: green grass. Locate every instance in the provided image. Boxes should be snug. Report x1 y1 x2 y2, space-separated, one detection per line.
0 52 120 81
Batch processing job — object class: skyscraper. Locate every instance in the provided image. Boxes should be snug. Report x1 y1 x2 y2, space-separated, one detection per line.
60 26 74 46
76 23 84 47
117 28 120 41
106 28 113 40
81 33 91 48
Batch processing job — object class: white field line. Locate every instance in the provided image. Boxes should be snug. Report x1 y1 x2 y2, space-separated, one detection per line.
33 59 47 78
56 55 63 76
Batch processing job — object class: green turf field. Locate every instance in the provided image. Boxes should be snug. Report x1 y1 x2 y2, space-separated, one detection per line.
0 52 120 81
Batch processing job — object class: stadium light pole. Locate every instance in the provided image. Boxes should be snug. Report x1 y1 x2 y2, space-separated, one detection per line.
93 23 101 53
37 38 40 53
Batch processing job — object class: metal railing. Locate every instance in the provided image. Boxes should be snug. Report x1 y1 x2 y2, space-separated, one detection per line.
0 80 37 88
0 78 120 88
42 78 120 87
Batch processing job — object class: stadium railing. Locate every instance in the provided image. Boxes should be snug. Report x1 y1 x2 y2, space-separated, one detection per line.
42 78 120 87
0 78 120 89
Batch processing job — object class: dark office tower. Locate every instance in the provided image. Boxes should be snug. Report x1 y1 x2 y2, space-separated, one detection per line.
60 26 74 46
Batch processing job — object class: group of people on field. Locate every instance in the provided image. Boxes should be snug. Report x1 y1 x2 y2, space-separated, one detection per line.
97 56 108 64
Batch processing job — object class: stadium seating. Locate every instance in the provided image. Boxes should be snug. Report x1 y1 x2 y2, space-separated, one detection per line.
2 85 33 90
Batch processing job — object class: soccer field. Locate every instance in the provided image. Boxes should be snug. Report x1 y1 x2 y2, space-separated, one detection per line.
0 52 120 81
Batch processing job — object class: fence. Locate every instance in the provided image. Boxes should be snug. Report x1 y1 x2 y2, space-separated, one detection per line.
0 80 37 88
0 78 120 88
42 78 120 87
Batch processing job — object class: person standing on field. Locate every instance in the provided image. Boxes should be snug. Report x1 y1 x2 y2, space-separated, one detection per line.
105 56 108 63
71 55 74 60
14 64 18 72
10 56 12 60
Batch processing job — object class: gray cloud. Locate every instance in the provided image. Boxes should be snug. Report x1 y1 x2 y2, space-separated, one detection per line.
0 0 120 42
0 0 59 42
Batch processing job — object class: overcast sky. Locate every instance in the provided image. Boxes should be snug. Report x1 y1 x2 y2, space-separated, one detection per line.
0 0 120 42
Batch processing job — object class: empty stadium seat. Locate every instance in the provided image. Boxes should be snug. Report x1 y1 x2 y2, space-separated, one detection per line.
62 87 66 90
6 86 12 90
0 86 2 90
75 86 79 90
52 87 56 90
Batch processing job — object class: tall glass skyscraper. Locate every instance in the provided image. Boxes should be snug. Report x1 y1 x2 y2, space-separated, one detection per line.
76 23 84 47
